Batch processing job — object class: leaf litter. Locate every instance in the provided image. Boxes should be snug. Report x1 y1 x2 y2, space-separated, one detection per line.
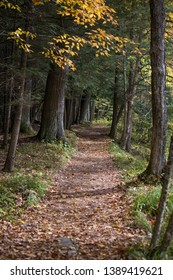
0 125 145 259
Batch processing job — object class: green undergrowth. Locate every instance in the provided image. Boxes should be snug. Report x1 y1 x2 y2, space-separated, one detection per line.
131 184 173 231
93 118 112 126
16 140 76 174
109 140 173 259
0 174 47 220
109 141 148 180
0 130 77 220
128 183 173 259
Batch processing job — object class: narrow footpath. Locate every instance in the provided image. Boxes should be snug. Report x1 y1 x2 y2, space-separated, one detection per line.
0 125 144 259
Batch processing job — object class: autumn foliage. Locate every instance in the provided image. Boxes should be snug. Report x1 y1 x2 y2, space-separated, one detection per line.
1 0 122 69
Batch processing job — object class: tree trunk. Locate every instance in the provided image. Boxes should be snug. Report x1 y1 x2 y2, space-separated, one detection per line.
2 75 13 148
57 65 68 142
3 50 27 172
74 96 81 124
79 90 91 123
159 213 173 254
149 135 173 252
120 58 140 151
145 0 167 178
109 67 120 139
2 40 15 148
21 77 33 133
38 63 68 142
90 99 95 122
65 97 75 130
2 0 32 171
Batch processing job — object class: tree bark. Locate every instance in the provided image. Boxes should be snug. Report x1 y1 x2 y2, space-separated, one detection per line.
2 0 32 171
57 65 68 142
159 212 173 254
109 67 120 139
38 63 68 142
3 50 27 172
21 77 33 133
149 135 173 252
145 0 167 178
2 40 15 148
120 58 140 151
65 97 74 130
79 90 91 123
90 99 95 122
2 74 13 148
74 96 81 124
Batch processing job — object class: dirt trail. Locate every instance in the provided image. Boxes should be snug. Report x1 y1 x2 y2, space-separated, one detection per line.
0 125 144 259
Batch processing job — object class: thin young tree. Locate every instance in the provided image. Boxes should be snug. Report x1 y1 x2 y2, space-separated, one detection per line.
2 0 32 172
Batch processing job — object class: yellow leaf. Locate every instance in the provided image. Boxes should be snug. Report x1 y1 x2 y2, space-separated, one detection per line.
32 0 43 5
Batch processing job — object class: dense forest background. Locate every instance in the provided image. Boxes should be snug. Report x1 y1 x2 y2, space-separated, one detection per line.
0 0 173 259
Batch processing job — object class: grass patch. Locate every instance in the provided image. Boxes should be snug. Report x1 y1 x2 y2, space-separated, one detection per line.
0 174 47 220
93 118 112 126
109 141 147 179
130 185 161 234
0 130 77 220
131 184 173 230
15 131 76 174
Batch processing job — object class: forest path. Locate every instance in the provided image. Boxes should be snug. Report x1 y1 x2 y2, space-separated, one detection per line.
0 125 144 259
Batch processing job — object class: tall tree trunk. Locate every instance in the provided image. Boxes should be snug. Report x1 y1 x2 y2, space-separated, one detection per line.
145 0 167 178
159 212 173 254
74 96 81 124
57 64 68 142
65 97 74 130
120 58 140 151
2 0 32 171
3 50 27 172
2 40 15 148
109 67 120 139
2 75 13 148
21 77 33 133
149 135 173 252
38 63 68 142
90 99 95 122
79 90 91 123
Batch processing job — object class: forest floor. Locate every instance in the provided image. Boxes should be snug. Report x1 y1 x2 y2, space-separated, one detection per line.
0 125 145 259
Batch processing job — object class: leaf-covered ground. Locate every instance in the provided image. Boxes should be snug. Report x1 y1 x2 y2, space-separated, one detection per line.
0 125 145 259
